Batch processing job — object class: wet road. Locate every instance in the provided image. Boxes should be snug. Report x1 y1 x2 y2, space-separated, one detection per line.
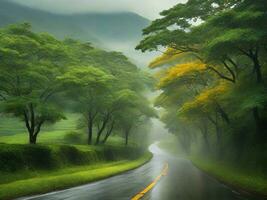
19 143 257 200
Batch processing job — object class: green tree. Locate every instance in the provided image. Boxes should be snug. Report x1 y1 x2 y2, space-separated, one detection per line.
58 66 113 145
137 0 267 165
0 23 67 144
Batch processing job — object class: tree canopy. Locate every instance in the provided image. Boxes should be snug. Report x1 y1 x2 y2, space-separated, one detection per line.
0 23 155 145
137 0 267 165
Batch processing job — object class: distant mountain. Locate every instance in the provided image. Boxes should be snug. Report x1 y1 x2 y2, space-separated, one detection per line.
0 0 149 43
0 0 157 67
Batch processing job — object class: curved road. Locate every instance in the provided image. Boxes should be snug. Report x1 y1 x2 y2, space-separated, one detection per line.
19 143 257 200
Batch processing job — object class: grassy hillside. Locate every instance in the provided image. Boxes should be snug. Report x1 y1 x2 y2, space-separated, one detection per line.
0 113 79 144
0 113 78 135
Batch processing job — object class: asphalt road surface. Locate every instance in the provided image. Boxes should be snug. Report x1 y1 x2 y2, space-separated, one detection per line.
19 143 258 200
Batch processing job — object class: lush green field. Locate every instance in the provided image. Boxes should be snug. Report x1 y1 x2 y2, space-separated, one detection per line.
0 113 126 145
0 113 80 144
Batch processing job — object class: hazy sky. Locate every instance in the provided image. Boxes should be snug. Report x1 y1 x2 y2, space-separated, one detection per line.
12 0 186 19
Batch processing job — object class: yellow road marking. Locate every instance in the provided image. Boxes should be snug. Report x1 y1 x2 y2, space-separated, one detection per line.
131 163 169 200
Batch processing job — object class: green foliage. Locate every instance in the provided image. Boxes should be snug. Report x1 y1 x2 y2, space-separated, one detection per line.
0 154 152 200
63 131 85 144
0 143 146 172
0 143 152 200
137 1 267 192
0 23 69 144
0 22 155 145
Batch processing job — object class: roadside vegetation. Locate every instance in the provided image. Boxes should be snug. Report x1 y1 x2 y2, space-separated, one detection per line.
137 0 267 197
0 22 155 199
0 143 151 199
158 139 267 197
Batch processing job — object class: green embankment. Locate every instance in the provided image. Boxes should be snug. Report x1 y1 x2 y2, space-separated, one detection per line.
191 157 267 198
158 140 267 198
0 144 152 200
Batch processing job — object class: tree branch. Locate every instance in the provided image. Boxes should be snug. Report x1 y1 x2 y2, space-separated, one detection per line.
222 61 236 83
207 66 235 83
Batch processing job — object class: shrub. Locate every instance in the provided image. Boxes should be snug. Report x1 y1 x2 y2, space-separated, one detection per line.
0 144 145 172
0 144 56 171
63 131 84 144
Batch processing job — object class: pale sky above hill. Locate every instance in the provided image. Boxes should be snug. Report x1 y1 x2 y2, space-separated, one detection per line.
11 0 186 19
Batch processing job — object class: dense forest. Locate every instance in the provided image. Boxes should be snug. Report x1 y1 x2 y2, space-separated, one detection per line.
137 0 267 176
0 23 155 145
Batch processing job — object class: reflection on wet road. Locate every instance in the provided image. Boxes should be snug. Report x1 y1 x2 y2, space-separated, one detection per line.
19 143 257 200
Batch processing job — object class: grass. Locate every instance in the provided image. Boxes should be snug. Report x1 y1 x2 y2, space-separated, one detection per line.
0 113 80 144
0 143 152 199
0 152 152 200
0 113 79 135
0 113 127 145
191 156 267 197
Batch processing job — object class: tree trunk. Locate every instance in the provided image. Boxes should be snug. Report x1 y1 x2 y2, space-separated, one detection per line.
214 112 221 146
125 134 129 146
206 112 221 144
125 129 130 146
23 105 45 144
252 55 262 83
24 109 38 144
95 133 101 145
102 121 114 144
88 119 93 145
201 124 209 151
95 127 105 145
240 49 263 138
29 133 37 144
215 111 223 156
203 133 209 150
216 123 221 145
95 115 110 145
216 103 230 124
251 51 263 138
240 48 262 83
252 107 262 136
